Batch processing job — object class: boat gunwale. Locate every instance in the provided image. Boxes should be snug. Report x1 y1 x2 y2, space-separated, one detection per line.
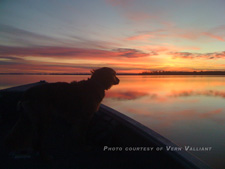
99 104 212 169
0 81 46 92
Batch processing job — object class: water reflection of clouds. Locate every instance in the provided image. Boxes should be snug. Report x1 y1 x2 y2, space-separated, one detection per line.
105 90 150 100
106 89 200 104
106 88 225 104
105 88 225 127
169 90 225 99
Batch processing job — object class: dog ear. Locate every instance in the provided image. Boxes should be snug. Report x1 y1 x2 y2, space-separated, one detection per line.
91 69 96 74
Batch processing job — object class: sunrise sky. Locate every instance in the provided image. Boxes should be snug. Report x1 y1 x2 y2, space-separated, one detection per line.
0 0 225 73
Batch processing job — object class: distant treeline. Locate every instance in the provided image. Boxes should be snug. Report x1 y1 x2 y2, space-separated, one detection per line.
139 71 225 75
1 71 225 75
0 73 138 75
0 73 91 75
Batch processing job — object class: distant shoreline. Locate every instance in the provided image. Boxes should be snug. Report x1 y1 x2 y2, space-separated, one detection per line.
139 71 225 75
1 72 225 76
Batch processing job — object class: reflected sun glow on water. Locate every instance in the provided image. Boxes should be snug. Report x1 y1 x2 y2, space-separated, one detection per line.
103 75 225 169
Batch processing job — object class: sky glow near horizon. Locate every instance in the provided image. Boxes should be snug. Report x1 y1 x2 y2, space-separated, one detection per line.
0 0 225 73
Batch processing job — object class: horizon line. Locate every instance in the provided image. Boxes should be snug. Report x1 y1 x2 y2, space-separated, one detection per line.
1 70 225 75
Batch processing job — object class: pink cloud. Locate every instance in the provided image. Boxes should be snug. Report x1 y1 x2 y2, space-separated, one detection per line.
0 46 152 59
203 32 225 41
177 29 225 42
125 26 225 43
178 31 225 42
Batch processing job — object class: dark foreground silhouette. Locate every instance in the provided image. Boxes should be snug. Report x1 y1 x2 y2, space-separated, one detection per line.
0 81 211 169
4 67 119 161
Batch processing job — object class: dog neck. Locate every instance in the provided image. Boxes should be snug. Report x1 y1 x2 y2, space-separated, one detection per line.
89 78 106 91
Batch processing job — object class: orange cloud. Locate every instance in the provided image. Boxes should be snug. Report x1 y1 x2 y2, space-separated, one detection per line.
139 44 201 53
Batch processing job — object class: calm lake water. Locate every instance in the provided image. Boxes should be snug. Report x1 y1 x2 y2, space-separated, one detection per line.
0 75 225 168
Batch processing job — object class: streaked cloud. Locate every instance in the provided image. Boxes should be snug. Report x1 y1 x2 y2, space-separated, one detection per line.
0 24 120 49
203 32 224 42
125 27 225 44
0 24 61 47
112 48 154 58
171 51 225 59
0 45 152 59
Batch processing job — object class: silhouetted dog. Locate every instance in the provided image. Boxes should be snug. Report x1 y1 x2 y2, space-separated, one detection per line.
5 67 119 160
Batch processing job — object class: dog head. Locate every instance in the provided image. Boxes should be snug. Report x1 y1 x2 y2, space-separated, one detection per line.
91 67 120 90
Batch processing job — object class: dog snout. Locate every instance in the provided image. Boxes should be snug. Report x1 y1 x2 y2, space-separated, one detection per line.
114 77 120 84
